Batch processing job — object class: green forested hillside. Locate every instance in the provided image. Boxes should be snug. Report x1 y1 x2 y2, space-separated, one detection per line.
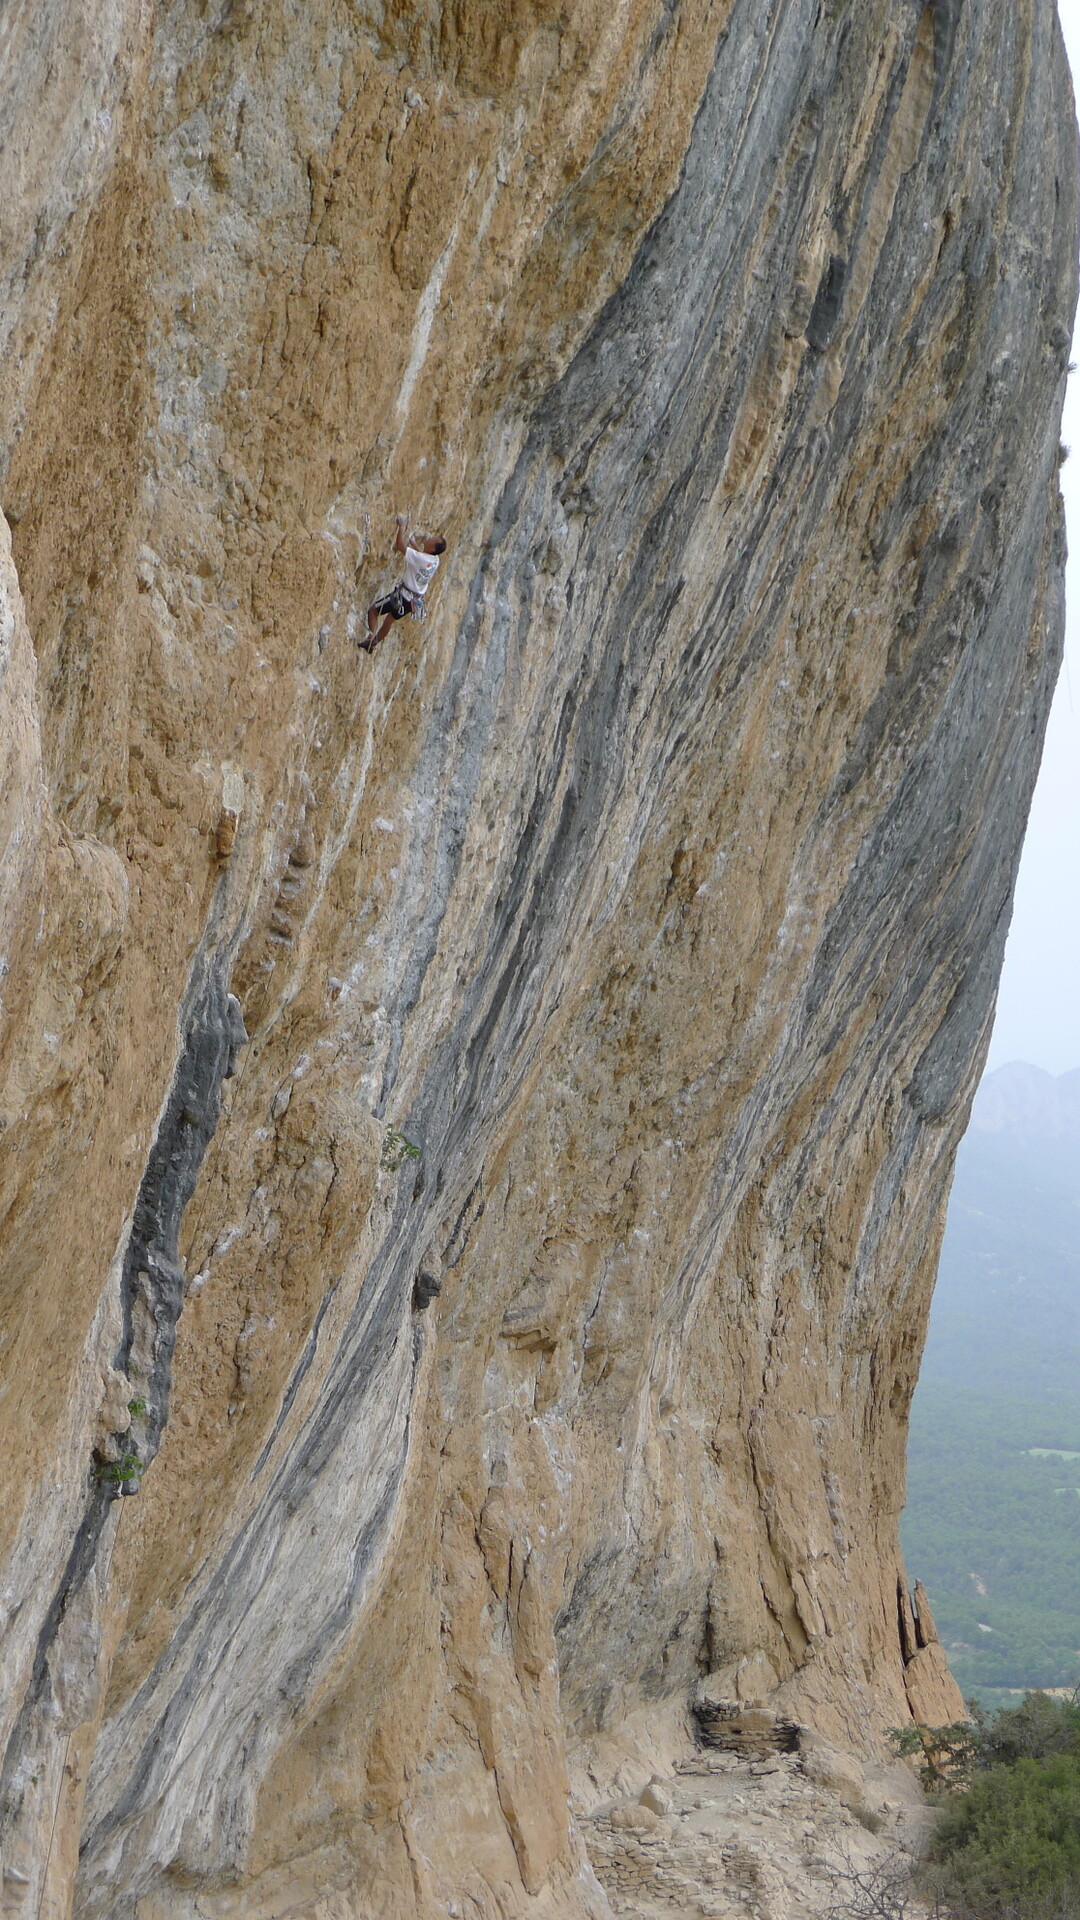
901 1068 1080 1697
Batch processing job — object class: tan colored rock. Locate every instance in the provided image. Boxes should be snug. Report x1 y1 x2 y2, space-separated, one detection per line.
700 1650 782 1710
213 766 245 861
92 1370 133 1452
639 1781 672 1817
904 1644 964 1729
913 1581 940 1651
610 1805 662 1834
0 0 1071 1913
798 1736 865 1806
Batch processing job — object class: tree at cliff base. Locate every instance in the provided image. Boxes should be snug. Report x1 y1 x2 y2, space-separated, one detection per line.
913 1694 1080 1920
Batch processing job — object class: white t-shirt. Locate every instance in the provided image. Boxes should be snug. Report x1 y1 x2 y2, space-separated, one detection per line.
403 546 439 598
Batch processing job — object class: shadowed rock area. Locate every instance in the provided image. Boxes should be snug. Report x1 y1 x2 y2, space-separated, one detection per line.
0 0 1075 1914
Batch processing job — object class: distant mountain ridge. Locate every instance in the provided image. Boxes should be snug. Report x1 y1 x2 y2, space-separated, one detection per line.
973 1061 1080 1139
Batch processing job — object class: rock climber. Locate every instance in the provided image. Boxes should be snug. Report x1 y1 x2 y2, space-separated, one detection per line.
360 513 446 653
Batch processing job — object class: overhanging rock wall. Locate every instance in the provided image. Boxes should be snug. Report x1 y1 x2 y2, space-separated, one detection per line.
0 1 1075 1915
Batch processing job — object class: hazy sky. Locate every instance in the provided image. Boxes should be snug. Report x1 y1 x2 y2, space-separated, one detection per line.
983 1 1080 1077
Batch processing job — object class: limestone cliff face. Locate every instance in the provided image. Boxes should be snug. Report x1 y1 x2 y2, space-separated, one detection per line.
0 0 1075 1914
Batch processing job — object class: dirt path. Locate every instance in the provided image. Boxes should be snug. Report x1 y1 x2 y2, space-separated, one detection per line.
583 1749 935 1919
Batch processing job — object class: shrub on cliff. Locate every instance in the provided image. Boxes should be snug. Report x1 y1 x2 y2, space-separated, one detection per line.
919 1694 1080 1920
927 1752 1080 1918
973 1693 1080 1769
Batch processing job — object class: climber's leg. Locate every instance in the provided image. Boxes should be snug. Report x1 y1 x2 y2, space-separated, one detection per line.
361 611 395 653
361 588 406 654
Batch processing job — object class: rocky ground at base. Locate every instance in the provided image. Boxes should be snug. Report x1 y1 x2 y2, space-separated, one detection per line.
582 1746 935 1920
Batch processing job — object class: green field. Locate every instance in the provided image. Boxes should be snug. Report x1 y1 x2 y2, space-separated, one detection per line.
901 1074 1080 1698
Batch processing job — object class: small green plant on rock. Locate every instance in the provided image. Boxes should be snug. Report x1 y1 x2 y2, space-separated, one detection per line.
381 1127 421 1172
96 1451 144 1488
127 1396 148 1417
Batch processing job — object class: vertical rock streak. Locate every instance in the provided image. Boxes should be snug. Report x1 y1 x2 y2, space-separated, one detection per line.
0 0 1074 1910
119 966 248 1460
0 960 244 1842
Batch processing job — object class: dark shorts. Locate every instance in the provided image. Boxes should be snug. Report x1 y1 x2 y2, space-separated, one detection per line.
370 584 419 622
